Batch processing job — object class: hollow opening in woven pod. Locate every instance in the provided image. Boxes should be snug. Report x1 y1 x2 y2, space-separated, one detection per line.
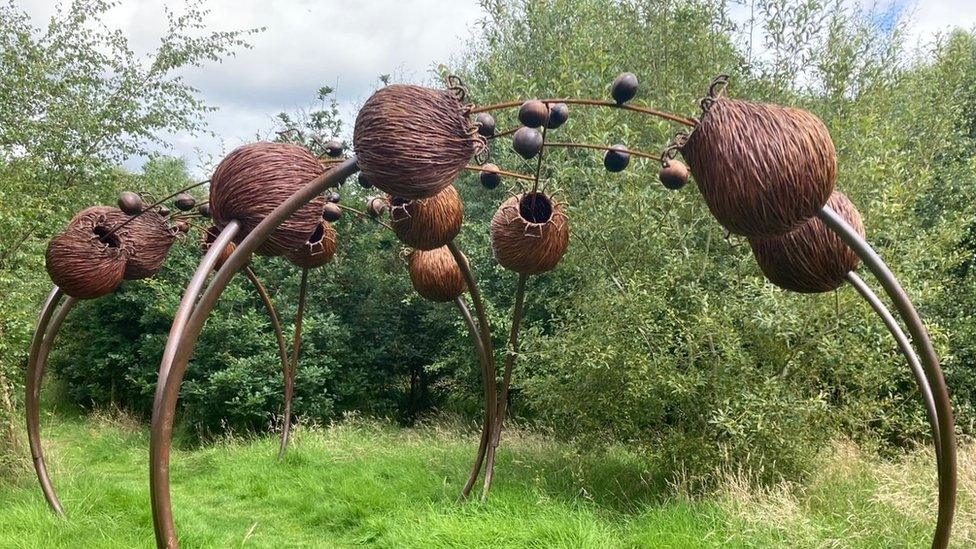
45 208 130 299
209 142 327 256
407 245 467 302
490 191 570 275
389 184 463 250
353 84 483 200
202 225 239 272
748 191 863 293
285 221 337 269
681 88 837 238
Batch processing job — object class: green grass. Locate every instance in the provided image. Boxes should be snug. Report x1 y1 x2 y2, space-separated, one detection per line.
0 409 963 548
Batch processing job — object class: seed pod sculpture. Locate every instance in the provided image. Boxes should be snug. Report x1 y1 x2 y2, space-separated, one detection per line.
490 192 570 275
209 142 327 256
408 245 467 302
285 221 338 269
45 207 130 299
353 84 482 199
390 185 463 250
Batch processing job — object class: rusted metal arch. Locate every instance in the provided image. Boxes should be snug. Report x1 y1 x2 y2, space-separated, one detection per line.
820 206 956 549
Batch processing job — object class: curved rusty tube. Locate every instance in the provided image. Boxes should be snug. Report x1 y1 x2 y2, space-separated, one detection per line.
150 158 359 548
25 287 66 515
278 266 310 459
482 272 528 498
455 296 492 500
819 206 956 549
846 271 941 458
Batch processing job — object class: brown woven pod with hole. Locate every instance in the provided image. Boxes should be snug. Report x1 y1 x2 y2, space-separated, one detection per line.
389 185 463 250
202 226 240 272
748 191 863 293
285 221 338 269
490 192 570 275
89 207 175 280
46 207 131 299
681 96 836 237
210 142 327 256
353 85 480 200
408 246 467 302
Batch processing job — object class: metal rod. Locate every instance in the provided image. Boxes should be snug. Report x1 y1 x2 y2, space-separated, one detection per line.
469 98 696 127
103 179 209 240
279 266 310 459
544 141 662 161
463 165 535 182
337 204 394 232
846 271 941 459
149 157 359 548
455 296 492 500
25 287 65 516
819 205 956 549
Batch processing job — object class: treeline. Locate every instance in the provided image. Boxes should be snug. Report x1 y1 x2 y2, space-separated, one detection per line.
3 0 976 487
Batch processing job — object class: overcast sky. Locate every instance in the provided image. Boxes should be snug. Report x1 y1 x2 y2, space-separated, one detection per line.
16 0 976 178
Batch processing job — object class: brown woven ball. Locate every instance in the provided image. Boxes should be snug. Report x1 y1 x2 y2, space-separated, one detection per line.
748 191 863 293
353 85 480 200
490 192 570 275
209 142 327 256
202 226 239 272
46 207 130 299
681 96 837 237
285 221 338 269
389 185 463 250
407 246 467 302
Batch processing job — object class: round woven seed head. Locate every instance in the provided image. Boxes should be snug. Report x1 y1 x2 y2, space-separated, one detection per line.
202 226 240 272
681 96 837 237
285 221 338 269
68 206 174 281
407 246 466 302
389 185 463 250
209 142 327 256
748 191 863 293
353 84 480 200
46 207 130 299
490 192 570 275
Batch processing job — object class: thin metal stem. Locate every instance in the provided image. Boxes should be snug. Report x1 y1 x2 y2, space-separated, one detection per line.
337 204 394 231
25 287 66 516
469 98 695 127
455 296 492 500
279 266 310 459
149 158 359 549
819 206 956 549
846 271 941 458
463 165 535 182
544 141 662 161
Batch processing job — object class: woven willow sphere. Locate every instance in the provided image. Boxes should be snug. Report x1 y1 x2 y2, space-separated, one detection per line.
389 185 463 250
285 221 338 269
107 208 175 280
353 84 479 200
681 96 837 237
408 246 466 302
46 207 129 299
490 192 570 275
748 191 863 293
209 142 326 256
202 226 239 272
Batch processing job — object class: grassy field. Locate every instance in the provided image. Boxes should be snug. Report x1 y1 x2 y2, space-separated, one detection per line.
0 408 970 548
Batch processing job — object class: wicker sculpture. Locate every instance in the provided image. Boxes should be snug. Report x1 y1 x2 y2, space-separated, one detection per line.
285 221 338 269
407 246 467 302
490 192 570 275
45 207 130 299
390 185 464 250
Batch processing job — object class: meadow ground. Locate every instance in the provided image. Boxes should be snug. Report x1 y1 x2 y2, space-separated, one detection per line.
0 407 971 548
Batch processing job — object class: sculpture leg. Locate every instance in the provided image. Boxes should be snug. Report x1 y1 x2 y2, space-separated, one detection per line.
819 206 956 549
846 271 941 459
278 265 309 459
455 296 492 500
150 157 359 548
25 287 66 515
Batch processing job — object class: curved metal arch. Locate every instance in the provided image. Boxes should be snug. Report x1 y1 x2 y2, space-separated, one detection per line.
819 206 956 549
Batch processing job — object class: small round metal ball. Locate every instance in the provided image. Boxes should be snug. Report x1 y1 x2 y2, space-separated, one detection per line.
175 220 190 233
118 191 143 215
358 174 373 189
604 144 630 172
325 138 344 158
174 193 196 211
327 192 341 203
611 72 639 104
546 103 569 129
476 113 496 137
659 160 690 190
513 127 544 159
480 164 502 190
198 203 212 218
322 202 342 222
367 197 388 218
518 100 549 128
157 206 171 217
